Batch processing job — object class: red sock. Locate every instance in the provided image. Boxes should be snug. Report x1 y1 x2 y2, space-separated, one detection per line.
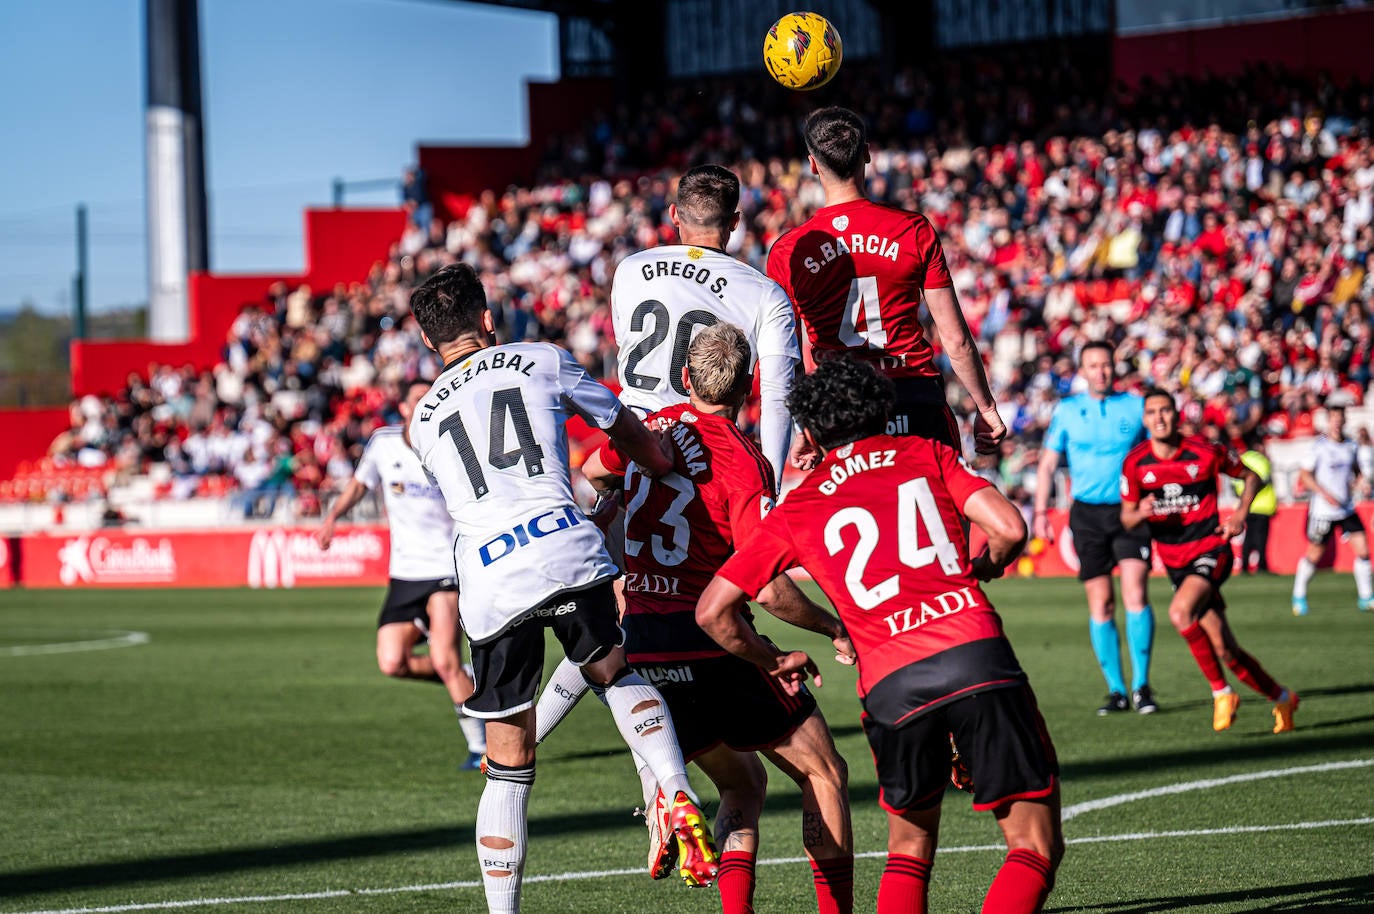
716 851 756 914
1180 622 1227 691
877 854 931 914
810 854 855 914
982 848 1054 914
1225 650 1282 700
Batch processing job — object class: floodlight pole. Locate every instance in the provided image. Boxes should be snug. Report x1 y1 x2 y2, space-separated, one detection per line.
74 204 88 341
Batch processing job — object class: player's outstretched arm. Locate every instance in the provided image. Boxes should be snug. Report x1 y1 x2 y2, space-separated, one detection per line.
962 486 1029 580
1220 467 1260 539
925 286 1004 454
697 575 821 694
757 574 856 665
316 478 370 550
605 409 673 477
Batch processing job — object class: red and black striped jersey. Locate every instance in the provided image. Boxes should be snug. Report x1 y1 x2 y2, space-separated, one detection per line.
1119 436 1245 568
594 403 776 663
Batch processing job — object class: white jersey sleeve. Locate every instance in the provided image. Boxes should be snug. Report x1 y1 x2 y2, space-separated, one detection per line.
362 428 456 581
353 437 383 491
409 342 618 641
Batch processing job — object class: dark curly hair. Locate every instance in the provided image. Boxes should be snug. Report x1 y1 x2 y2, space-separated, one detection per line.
787 357 894 451
409 263 487 346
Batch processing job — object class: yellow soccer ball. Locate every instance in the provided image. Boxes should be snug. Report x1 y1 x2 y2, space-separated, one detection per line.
763 12 843 91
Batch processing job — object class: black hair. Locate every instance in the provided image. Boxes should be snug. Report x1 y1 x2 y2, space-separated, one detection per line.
1141 387 1175 407
787 357 894 450
408 263 487 346
676 165 740 231
1079 340 1115 364
803 107 867 178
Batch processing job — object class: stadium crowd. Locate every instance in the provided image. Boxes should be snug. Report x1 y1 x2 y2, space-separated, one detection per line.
26 60 1374 515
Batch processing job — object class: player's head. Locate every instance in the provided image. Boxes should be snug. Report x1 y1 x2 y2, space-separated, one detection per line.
1142 388 1179 441
409 263 493 351
1078 340 1116 397
788 356 894 453
803 107 869 182
684 322 753 411
397 378 431 423
671 165 742 239
1325 392 1351 437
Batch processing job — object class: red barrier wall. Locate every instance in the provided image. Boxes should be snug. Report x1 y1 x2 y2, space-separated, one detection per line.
1114 9 1374 86
0 408 70 480
303 208 408 290
18 525 390 589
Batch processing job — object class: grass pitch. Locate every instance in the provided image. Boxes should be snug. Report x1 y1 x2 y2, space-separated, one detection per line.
1 574 1372 913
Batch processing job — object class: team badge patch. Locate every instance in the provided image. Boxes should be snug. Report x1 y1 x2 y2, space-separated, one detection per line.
1187 464 1199 478
832 215 849 232
687 247 704 260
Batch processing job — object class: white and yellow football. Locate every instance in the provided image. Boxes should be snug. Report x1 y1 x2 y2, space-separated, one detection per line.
763 12 843 91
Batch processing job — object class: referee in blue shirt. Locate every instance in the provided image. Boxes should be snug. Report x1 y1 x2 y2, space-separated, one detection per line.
1034 341 1158 715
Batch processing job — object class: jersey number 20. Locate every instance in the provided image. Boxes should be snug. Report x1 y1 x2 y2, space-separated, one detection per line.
622 300 719 395
439 387 545 498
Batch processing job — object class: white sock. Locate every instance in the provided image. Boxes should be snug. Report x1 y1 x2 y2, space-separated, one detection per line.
633 751 658 809
455 704 487 753
1294 558 1316 599
603 672 695 803
476 760 534 914
1355 558 1373 601
533 657 590 745
1212 686 1235 699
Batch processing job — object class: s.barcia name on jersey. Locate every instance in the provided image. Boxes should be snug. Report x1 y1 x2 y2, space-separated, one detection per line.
804 233 902 273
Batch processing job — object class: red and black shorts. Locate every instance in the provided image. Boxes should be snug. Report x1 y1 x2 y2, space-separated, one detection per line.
862 684 1058 814
377 576 458 631
888 375 960 449
1165 546 1233 613
631 653 816 762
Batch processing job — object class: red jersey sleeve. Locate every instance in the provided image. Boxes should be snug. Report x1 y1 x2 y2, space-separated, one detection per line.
716 515 799 598
724 449 776 548
915 215 953 289
592 438 629 477
1217 442 1246 479
1120 449 1142 503
765 232 797 303
933 439 992 511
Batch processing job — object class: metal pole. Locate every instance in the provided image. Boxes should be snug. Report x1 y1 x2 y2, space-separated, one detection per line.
333 177 345 208
74 204 88 341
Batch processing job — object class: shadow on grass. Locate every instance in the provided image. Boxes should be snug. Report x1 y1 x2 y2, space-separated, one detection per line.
0 783 886 897
1046 872 1374 913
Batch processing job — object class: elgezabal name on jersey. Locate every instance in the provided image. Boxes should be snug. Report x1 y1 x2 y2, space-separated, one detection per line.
882 586 983 638
803 234 901 273
418 350 537 421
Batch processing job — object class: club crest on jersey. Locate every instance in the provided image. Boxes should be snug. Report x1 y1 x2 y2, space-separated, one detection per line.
832 215 849 232
1187 464 1199 478
836 443 854 458
687 247 704 260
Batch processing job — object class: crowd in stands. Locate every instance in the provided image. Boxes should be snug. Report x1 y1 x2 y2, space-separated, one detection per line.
18 59 1374 517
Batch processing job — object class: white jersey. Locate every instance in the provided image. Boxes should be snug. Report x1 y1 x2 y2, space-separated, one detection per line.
354 427 456 581
409 342 620 642
612 246 799 480
1302 435 1360 521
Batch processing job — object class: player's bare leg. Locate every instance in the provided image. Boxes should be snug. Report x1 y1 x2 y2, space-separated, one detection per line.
880 805 940 914
693 747 766 913
1293 540 1324 615
582 645 718 886
476 709 536 914
1117 557 1157 712
1082 575 1127 713
761 709 854 914
1196 608 1296 732
426 591 486 766
1167 577 1238 729
983 790 1063 914
375 621 439 681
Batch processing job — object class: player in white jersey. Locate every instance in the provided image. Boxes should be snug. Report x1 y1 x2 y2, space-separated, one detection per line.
406 263 719 911
316 379 486 769
612 164 800 486
1292 394 1373 614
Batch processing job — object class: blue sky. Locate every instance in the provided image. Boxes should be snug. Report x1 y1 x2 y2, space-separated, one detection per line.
0 0 557 314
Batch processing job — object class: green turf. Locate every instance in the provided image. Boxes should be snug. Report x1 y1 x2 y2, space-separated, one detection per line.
1 575 1372 913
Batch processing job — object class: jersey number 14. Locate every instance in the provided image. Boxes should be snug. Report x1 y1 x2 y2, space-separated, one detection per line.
439 387 545 498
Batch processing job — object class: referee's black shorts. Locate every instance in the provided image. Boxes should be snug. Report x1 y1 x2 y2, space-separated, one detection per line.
1069 500 1152 581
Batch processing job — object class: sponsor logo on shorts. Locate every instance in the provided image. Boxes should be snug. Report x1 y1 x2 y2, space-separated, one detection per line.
478 507 585 566
884 414 910 435
637 663 696 686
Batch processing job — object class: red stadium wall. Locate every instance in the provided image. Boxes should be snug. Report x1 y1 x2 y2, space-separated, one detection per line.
0 408 70 480
420 77 614 221
1113 8 1374 86
65 208 407 398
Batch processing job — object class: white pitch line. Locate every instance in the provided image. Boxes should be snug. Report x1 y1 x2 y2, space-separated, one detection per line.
0 631 149 657
8 817 1373 914
1061 757 1374 821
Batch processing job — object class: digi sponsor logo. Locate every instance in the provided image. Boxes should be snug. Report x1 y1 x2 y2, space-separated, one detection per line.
248 529 384 589
58 536 177 586
478 507 585 567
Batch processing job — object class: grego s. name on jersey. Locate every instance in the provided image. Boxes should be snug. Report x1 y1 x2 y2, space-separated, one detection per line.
409 341 620 642
612 245 798 415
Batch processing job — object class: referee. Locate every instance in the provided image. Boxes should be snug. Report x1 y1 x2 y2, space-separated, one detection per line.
1034 341 1158 715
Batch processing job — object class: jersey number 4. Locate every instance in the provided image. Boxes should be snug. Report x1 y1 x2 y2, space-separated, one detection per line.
439 387 544 498
823 477 960 610
837 276 888 350
622 300 719 395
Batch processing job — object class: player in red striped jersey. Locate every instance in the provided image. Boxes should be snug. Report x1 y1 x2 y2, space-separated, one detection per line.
697 357 1062 914
767 106 1005 462
1119 389 1299 734
583 323 856 914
